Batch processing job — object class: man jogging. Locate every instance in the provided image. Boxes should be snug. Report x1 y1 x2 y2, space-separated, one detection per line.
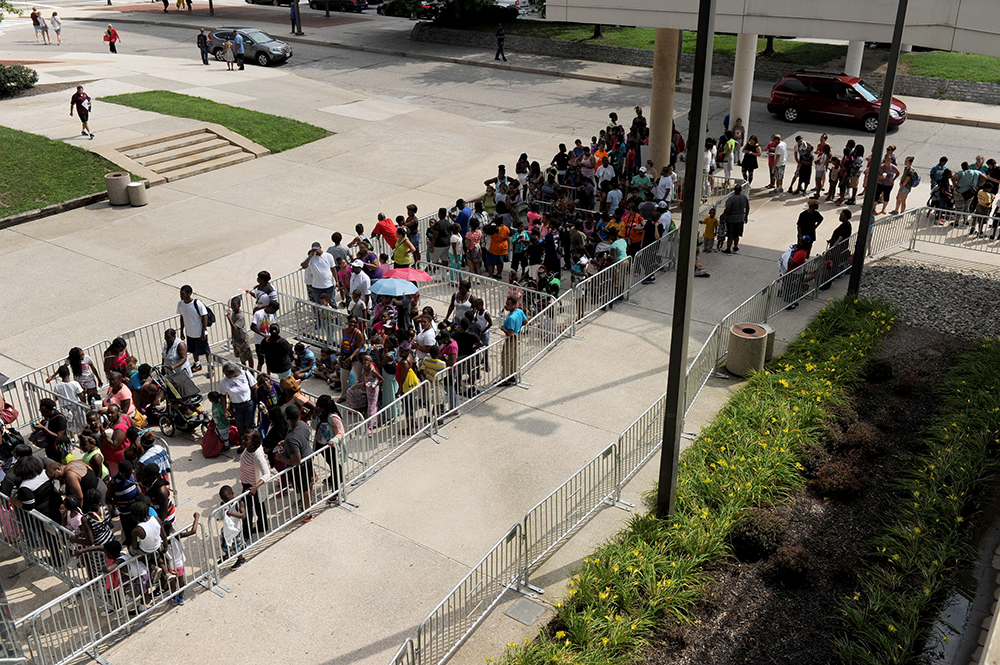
70 86 94 139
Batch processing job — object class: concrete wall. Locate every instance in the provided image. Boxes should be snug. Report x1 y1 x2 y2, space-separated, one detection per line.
544 0 1000 59
412 24 1000 105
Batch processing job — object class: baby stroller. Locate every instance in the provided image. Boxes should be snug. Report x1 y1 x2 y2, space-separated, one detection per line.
149 366 209 437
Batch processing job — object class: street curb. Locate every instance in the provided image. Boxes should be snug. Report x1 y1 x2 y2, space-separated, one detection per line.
65 16 1000 131
0 191 110 231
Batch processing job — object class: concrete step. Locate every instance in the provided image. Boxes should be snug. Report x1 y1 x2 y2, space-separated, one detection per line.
155 145 247 173
139 138 232 166
163 152 255 181
123 131 216 160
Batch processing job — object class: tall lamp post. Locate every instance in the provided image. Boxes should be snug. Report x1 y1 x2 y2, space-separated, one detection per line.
848 0 909 294
654 0 716 519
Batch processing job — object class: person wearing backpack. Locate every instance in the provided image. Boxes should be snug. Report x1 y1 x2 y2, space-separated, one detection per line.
177 285 212 373
196 28 209 65
892 156 919 215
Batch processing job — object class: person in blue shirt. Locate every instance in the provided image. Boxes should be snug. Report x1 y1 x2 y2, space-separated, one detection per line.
453 199 472 237
929 156 948 184
608 227 628 263
234 32 244 70
500 296 526 384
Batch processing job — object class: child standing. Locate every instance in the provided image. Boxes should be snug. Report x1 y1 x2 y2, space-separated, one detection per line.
360 355 382 433
975 183 995 237
700 207 718 253
161 513 200 605
107 459 140 532
219 486 247 569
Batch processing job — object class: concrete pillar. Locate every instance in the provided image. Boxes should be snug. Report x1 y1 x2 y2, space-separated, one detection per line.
649 28 680 172
845 40 865 78
901 44 913 53
729 33 757 140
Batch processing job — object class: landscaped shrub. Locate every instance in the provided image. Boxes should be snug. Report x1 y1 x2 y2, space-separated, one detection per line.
797 440 830 478
0 64 38 96
840 422 882 455
498 298 895 665
811 461 862 499
834 338 1000 665
891 370 921 395
770 544 811 587
434 0 518 27
730 509 785 562
826 400 859 428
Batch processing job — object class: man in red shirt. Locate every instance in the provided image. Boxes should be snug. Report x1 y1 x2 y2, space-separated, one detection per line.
69 85 94 139
370 213 397 252
781 235 813 310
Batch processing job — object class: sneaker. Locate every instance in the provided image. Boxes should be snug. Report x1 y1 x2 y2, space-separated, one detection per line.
191 363 203 372
89 133 94 140
786 302 799 310
722 249 732 254
232 559 244 570
732 247 740 252
641 276 655 284
82 131 88 136
298 513 314 523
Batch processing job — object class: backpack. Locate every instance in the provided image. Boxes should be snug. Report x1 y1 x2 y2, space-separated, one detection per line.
195 299 216 328
909 170 921 188
778 245 795 275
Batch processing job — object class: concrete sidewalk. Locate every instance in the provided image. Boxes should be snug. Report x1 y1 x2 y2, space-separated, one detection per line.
52 2 1000 130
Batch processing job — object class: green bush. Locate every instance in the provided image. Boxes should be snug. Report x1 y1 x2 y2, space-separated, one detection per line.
812 461 862 499
730 509 785 562
0 64 38 96
435 0 518 28
771 544 811 587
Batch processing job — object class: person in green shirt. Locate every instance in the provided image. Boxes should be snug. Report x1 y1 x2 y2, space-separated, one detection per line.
630 167 653 200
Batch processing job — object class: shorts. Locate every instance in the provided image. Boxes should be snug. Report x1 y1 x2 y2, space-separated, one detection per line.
187 336 210 356
429 245 449 264
774 165 786 181
408 234 420 250
34 25 41 33
78 110 90 123
276 369 292 380
220 533 246 559
899 186 911 196
255 343 265 364
484 252 506 267
875 183 893 202
169 564 185 577
291 459 314 495
511 252 528 271
849 176 860 189
726 222 745 239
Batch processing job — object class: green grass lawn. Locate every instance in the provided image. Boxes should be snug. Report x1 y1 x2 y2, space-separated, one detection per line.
100 91 329 153
902 50 1000 84
0 126 128 218
492 23 846 66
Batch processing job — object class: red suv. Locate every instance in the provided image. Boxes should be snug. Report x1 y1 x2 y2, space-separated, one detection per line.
767 72 906 132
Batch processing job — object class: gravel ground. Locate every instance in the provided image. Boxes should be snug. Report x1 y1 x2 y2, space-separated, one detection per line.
861 259 1000 339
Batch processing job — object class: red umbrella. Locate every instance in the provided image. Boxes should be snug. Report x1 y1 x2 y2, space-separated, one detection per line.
384 268 432 282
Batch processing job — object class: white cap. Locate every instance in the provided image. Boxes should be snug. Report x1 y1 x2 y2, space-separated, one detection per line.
352 259 363 268
639 166 647 174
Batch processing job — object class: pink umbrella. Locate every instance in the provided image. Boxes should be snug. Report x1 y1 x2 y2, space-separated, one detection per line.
384 267 432 282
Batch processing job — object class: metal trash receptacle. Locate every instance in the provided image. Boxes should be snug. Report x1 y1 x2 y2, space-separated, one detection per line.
105 172 130 206
726 323 767 377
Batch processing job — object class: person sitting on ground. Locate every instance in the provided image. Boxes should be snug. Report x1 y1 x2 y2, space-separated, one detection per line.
292 343 316 380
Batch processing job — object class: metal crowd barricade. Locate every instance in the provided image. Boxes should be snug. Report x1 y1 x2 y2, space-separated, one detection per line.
389 638 416 665
209 440 347 572
23 382 88 436
571 258 631 326
271 268 312 304
416 524 524 665
16 520 215 665
340 381 435 486
910 207 1000 255
273 292 364 350
413 261 554 323
521 445 617 585
516 291 575 376
684 325 723 417
0 493 87 588
432 338 507 422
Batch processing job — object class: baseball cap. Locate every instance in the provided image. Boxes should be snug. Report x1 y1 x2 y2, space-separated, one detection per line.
352 259 363 268
657 201 668 209
578 256 590 265
311 242 321 249
801 235 812 244
639 166 647 174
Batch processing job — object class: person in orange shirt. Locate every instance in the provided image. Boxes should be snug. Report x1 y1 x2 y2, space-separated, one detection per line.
622 204 645 255
593 142 609 169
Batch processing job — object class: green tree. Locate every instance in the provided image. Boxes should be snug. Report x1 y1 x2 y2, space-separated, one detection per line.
0 0 21 23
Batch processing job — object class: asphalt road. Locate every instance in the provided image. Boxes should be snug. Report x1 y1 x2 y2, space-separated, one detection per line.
4 15 997 177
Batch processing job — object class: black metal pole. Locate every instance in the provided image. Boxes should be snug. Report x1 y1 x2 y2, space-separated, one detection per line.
848 0 909 294
655 0 716 520
294 0 303 35
208 0 213 16
325 0 329 20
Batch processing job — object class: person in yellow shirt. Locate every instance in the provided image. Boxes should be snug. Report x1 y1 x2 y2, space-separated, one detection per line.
700 207 718 253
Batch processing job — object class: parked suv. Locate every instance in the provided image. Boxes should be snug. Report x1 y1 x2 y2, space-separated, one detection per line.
767 72 907 132
307 0 367 10
208 27 292 67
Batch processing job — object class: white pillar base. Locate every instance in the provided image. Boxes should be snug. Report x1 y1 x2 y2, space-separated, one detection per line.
845 40 865 78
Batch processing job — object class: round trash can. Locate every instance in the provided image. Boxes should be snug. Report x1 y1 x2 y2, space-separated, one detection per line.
759 323 776 362
726 323 768 377
127 181 148 207
105 172 130 206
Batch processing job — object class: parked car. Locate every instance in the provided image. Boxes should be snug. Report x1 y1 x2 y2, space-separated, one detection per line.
207 28 292 67
376 0 439 19
245 0 292 6
766 71 907 132
307 0 367 11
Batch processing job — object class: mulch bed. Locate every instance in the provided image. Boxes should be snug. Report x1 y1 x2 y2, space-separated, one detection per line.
643 324 968 665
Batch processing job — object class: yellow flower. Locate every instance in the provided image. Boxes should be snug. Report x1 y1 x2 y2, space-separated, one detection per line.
888 624 897 632
555 602 562 608
914 527 921 533
555 631 566 639
602 637 609 646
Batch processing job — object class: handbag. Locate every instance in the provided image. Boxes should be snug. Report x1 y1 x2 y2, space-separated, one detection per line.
400 367 420 394
0 401 17 425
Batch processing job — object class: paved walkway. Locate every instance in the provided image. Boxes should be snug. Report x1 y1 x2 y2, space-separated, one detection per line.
3 16 1000 664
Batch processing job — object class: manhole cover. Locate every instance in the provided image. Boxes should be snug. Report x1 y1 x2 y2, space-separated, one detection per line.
505 597 547 626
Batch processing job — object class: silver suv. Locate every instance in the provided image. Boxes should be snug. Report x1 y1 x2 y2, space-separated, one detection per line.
208 27 292 67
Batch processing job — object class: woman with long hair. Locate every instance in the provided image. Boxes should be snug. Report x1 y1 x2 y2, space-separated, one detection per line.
48 347 103 402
